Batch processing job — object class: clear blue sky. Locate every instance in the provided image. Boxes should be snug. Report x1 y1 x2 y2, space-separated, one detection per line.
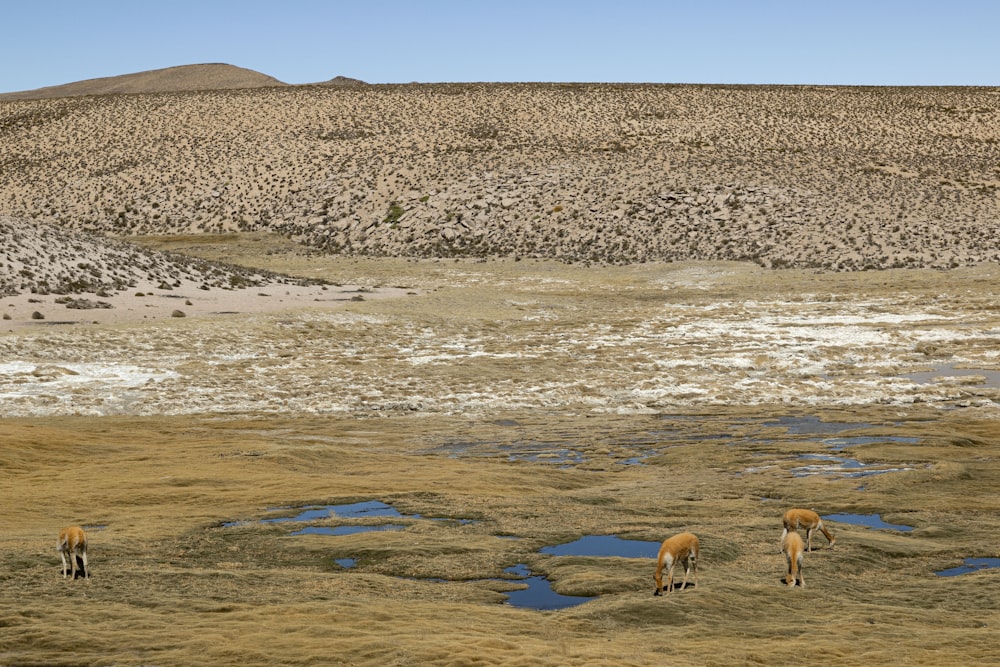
2 0 997 93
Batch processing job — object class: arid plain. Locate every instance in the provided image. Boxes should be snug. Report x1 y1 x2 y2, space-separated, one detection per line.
2 69 1000 665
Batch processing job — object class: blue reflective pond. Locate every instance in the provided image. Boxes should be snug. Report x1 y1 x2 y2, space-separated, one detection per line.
540 535 661 559
500 535 660 610
291 525 405 536
261 501 403 523
935 558 1000 577
823 513 914 532
792 454 912 479
502 564 595 610
764 415 919 451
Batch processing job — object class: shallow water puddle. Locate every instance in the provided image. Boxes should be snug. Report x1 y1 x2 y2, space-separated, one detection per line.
765 414 919 450
225 499 480 581
502 564 595 610
430 421 741 468
764 415 867 435
331 555 597 609
426 439 582 464
617 452 658 465
504 445 585 465
500 535 661 610
905 364 1000 388
823 513 914 532
291 525 405 536
260 500 403 523
822 435 920 450
383 535 658 610
226 502 401 526
935 558 1000 576
792 454 913 478
757 415 921 480
430 415 921 471
225 500 471 529
322 531 658 609
539 535 661 559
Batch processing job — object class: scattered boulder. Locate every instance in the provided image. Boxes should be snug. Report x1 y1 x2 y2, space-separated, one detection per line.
55 297 114 309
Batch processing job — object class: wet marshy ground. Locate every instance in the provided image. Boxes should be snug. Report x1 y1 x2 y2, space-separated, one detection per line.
425 411 926 481
5 387 1000 666
224 500 662 609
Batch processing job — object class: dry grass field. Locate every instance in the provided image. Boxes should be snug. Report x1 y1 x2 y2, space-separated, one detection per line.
2 71 1000 665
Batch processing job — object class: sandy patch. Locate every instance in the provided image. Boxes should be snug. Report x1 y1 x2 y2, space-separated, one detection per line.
0 279 415 330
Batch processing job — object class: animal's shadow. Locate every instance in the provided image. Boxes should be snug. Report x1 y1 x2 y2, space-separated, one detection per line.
67 555 88 579
652 582 698 596
777 577 803 587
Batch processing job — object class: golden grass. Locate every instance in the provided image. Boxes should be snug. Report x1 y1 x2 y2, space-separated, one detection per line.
3 407 1000 665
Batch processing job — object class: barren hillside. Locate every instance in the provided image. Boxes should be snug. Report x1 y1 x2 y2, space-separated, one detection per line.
0 63 286 100
0 215 315 299
2 82 999 271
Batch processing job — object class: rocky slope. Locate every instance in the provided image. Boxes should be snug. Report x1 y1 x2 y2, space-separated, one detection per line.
2 81 999 272
0 215 313 298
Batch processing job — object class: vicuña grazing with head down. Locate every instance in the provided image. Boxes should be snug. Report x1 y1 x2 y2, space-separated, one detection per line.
653 531 699 596
782 531 805 587
57 526 89 580
781 508 835 551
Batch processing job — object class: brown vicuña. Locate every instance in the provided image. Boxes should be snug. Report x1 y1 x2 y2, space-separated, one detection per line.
57 525 89 580
782 531 805 587
653 531 699 595
781 508 835 551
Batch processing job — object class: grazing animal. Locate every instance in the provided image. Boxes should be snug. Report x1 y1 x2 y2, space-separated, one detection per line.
782 531 805 587
781 508 835 551
653 532 699 596
57 526 89 580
